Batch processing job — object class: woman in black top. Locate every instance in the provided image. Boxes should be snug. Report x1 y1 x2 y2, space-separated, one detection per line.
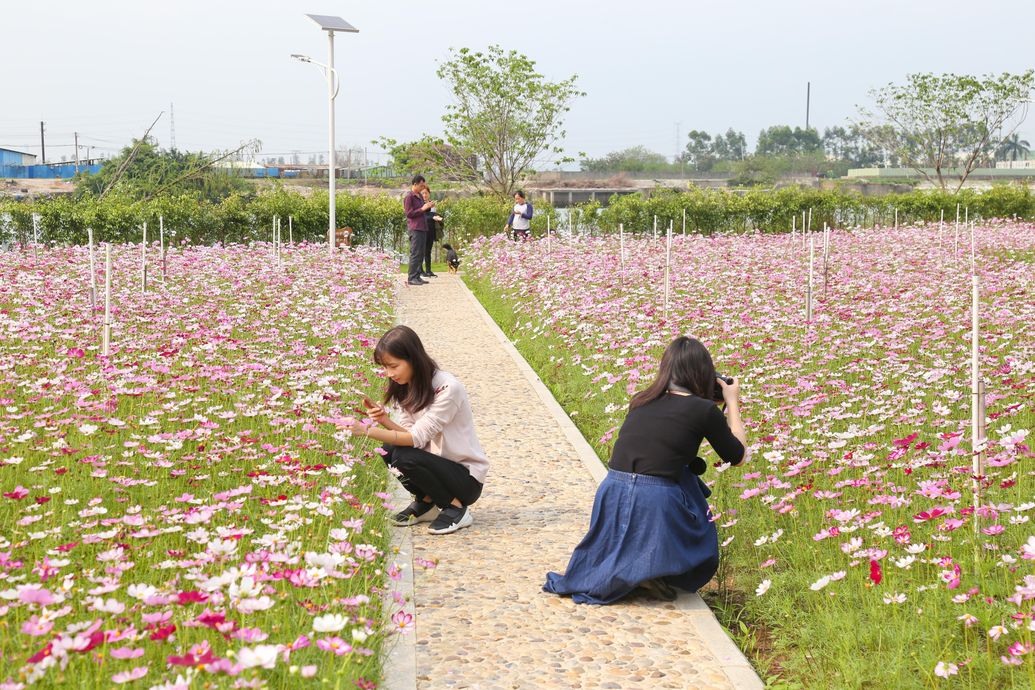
544 336 747 604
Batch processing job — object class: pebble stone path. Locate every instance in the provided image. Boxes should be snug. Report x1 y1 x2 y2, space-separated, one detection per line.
387 273 763 690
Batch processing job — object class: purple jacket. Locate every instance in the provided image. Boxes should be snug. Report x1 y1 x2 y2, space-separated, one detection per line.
404 191 428 231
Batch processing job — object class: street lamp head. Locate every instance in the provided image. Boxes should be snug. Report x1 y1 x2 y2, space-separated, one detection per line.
291 54 312 63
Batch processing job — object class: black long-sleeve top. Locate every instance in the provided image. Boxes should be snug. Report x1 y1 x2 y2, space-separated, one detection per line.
608 392 745 481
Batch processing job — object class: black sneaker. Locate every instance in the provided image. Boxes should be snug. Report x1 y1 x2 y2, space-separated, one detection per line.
422 272 437 277
391 500 439 526
427 505 473 534
406 279 428 286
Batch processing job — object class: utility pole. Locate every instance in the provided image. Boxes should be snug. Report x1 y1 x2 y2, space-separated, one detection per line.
40 121 46 163
805 82 811 130
74 132 80 173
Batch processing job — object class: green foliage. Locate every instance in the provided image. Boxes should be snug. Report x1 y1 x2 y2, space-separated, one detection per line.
0 190 559 251
433 45 585 199
75 138 252 201
755 126 823 157
596 185 1035 235
580 146 673 173
861 70 1035 191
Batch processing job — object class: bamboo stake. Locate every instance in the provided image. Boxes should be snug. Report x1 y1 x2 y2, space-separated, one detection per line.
806 234 814 323
159 216 166 284
102 245 112 356
88 228 97 311
619 222 625 280
32 213 40 264
141 222 147 294
664 220 672 321
971 273 981 519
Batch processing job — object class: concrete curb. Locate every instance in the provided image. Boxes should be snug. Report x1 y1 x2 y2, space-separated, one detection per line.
381 482 418 690
456 275 765 690
382 283 417 690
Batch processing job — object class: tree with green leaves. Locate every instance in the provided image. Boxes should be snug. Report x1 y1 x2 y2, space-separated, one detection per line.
580 146 671 173
76 137 259 201
860 71 1034 191
398 45 583 199
711 128 748 161
755 126 822 157
996 133 1031 162
682 130 715 170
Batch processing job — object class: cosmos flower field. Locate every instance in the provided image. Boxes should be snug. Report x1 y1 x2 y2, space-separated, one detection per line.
465 223 1034 688
0 243 405 689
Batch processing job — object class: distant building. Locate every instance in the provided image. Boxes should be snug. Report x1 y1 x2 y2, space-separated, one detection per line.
0 147 38 166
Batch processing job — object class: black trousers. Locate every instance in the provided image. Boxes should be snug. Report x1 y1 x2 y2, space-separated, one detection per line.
382 444 483 509
407 229 427 282
423 226 436 274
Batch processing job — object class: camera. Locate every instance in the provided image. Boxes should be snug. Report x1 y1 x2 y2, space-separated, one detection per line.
712 374 734 402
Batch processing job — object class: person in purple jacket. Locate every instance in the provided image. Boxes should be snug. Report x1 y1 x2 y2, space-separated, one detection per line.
403 175 434 285
505 190 533 241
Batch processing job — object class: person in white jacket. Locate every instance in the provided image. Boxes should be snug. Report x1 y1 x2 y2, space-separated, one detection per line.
340 325 489 534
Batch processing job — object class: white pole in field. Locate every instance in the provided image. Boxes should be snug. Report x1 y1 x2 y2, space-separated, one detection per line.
159 216 166 284
965 207 969 226
894 207 898 229
102 244 112 356
664 220 672 321
682 208 686 236
954 204 960 255
970 221 975 269
141 222 147 294
970 273 981 517
32 213 40 264
547 214 552 255
791 215 796 253
88 228 97 311
653 215 658 242
806 234 814 323
822 224 830 300
619 222 625 278
288 215 293 245
939 208 944 248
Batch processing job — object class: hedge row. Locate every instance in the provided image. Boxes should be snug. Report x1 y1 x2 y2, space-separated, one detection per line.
2 184 1033 248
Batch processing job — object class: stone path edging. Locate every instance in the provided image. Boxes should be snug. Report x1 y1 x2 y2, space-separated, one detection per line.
455 278 764 690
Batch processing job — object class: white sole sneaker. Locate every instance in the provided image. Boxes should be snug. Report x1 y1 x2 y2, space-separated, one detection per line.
427 507 473 534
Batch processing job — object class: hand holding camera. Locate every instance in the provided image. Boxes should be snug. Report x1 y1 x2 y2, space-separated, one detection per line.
713 374 740 405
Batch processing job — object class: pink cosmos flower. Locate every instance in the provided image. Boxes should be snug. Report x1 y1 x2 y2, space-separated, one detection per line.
20 615 53 637
316 637 352 655
112 666 148 684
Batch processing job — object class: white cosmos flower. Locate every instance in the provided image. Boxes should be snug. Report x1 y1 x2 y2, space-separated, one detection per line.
883 593 907 604
208 539 238 557
79 424 98 435
312 614 348 633
237 644 280 669
755 579 771 596
229 576 260 599
810 576 832 591
236 596 274 614
127 584 157 601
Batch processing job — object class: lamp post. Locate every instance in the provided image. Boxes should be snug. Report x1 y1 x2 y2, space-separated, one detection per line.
292 14 358 255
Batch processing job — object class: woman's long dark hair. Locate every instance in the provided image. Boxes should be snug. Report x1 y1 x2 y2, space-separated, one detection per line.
629 336 716 410
373 326 439 412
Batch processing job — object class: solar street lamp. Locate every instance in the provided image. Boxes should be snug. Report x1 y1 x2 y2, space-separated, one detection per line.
292 14 358 254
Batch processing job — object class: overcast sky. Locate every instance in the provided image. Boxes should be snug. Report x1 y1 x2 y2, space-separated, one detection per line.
3 0 1033 166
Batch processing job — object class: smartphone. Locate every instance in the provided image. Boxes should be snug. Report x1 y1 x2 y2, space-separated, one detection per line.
362 396 377 409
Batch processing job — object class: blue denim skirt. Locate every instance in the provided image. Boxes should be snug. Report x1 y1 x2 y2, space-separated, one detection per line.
543 467 719 604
